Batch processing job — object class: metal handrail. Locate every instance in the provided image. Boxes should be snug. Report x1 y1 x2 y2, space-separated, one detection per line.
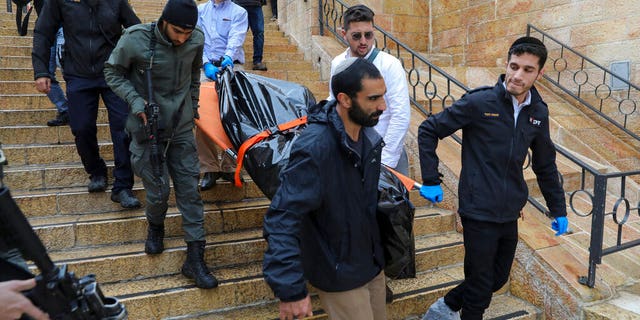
527 24 640 141
318 0 640 288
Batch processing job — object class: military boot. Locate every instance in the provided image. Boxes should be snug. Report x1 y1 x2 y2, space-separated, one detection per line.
181 241 218 289
144 223 164 254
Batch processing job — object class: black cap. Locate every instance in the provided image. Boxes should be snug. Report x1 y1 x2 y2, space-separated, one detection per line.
510 36 545 50
161 0 198 29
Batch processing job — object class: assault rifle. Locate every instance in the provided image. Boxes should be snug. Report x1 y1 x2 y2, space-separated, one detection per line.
0 144 127 319
144 67 164 182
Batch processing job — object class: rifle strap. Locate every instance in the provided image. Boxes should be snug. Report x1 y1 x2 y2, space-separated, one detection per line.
15 3 33 36
366 48 380 63
233 116 308 187
148 22 156 68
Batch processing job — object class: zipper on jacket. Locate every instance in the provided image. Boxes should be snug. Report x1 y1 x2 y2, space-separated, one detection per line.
502 110 518 217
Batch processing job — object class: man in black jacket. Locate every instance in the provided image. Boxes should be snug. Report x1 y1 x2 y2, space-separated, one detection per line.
418 37 569 320
32 0 141 208
263 58 388 320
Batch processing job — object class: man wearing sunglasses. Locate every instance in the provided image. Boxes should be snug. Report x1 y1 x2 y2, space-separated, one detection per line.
328 4 411 176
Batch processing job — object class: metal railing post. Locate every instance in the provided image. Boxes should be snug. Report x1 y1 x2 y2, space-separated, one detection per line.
579 175 606 288
318 0 323 36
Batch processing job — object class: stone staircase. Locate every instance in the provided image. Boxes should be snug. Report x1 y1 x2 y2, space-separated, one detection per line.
6 1 628 319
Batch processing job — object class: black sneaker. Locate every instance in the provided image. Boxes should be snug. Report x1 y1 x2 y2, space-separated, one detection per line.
252 62 268 71
47 111 69 126
88 176 107 193
111 189 141 209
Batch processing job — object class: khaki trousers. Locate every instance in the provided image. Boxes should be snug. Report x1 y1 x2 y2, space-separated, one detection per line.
317 271 387 320
195 127 235 173
196 66 244 174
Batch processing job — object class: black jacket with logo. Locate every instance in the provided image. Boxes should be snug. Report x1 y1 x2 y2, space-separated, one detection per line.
32 0 140 79
263 100 385 301
418 75 567 223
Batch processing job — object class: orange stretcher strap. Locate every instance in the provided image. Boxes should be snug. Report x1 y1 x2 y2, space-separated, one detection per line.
233 116 308 187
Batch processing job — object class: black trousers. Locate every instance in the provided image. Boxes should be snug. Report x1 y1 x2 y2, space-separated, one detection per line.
64 75 134 193
444 217 518 320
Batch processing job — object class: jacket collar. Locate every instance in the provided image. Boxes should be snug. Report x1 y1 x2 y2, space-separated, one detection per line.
497 74 545 109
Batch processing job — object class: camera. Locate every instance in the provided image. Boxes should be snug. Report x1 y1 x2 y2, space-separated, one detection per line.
0 143 127 320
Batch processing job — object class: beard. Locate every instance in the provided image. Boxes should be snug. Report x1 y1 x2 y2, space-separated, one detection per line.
348 99 382 127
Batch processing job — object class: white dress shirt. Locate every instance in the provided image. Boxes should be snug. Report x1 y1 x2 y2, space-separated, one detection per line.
328 47 411 168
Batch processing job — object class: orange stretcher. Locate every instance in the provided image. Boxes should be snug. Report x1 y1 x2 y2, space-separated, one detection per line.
195 81 306 188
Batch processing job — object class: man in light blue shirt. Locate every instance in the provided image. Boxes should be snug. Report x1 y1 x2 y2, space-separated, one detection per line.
197 0 248 67
196 0 248 190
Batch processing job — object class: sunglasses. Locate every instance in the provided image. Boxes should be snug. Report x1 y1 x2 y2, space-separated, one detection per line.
350 31 374 41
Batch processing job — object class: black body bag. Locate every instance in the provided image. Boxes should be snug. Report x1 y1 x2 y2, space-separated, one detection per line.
377 166 416 279
217 70 315 199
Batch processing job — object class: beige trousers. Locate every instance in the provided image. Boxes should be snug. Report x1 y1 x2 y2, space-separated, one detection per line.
316 271 387 320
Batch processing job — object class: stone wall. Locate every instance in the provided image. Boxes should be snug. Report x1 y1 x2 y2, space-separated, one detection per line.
430 0 640 84
281 0 640 84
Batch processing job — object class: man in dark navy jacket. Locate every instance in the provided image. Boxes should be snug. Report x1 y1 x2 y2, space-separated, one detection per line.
418 37 569 320
263 57 388 320
32 0 141 208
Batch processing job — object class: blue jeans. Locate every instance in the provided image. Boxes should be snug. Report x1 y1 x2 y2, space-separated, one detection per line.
48 28 67 113
64 75 134 193
244 6 265 64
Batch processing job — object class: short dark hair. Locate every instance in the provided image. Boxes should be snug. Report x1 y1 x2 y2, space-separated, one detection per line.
508 36 548 69
331 58 382 99
342 4 375 31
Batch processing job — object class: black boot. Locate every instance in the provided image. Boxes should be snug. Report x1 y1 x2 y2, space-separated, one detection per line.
144 223 164 254
181 241 218 289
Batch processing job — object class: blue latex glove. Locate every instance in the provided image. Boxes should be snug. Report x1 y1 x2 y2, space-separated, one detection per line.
220 55 234 69
551 216 569 236
204 62 220 80
419 185 443 203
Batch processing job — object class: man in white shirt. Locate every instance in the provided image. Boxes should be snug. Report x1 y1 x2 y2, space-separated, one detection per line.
195 0 248 190
328 4 411 175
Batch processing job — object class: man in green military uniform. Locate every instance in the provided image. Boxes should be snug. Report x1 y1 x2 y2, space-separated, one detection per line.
104 0 217 289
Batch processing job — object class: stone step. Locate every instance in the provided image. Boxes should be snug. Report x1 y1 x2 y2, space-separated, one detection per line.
0 109 100 127
181 293 539 320
0 80 65 94
0 67 62 81
39 215 459 292
0 35 33 46
32 200 268 251
0 26 32 36
0 94 66 110
0 55 32 68
0 123 108 145
100 261 540 320
2 141 112 166
3 161 134 191
28 203 453 251
10 180 263 219
583 287 640 320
